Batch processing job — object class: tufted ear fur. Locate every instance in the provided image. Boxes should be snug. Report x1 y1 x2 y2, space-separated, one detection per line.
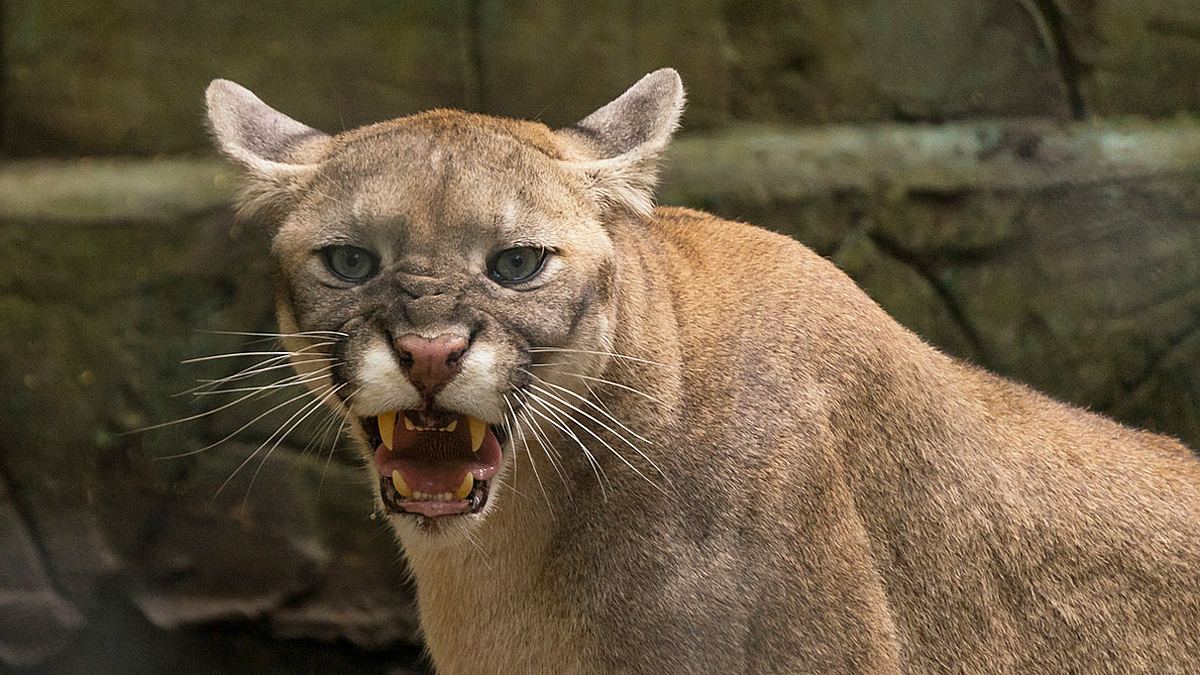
562 68 686 219
204 79 330 221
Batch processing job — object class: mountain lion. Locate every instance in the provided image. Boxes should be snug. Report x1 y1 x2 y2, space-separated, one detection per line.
204 69 1200 673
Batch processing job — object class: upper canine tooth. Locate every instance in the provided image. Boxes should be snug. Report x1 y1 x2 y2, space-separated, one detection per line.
378 411 397 450
467 417 486 452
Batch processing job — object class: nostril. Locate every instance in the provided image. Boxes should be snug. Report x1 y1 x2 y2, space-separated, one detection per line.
392 333 470 395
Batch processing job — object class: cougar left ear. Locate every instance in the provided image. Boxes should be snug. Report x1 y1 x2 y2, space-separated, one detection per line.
205 79 330 222
561 68 686 218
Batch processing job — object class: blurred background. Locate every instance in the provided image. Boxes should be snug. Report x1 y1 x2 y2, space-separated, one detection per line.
2 1 1199 672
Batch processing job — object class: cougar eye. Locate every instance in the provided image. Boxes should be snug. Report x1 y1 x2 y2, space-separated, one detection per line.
320 245 379 283
488 246 547 285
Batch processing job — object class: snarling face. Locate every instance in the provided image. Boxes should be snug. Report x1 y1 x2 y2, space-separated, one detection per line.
272 117 618 528
205 70 683 538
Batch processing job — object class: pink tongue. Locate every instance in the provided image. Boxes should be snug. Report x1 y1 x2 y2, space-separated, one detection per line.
373 418 502 497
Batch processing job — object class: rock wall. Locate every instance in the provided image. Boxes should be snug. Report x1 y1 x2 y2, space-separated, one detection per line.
4 1 1200 154
1 1 1198 672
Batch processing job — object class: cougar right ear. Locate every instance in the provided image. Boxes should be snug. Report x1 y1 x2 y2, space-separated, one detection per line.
205 79 330 221
561 69 686 219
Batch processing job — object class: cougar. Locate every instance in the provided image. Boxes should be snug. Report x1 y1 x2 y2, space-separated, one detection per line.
204 69 1200 673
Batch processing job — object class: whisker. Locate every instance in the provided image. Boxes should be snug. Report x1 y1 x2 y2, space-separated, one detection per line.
181 345 336 364
516 398 571 493
505 394 550 510
281 398 344 483
528 347 665 367
319 395 357 495
501 392 518 488
195 329 347 338
301 392 347 460
174 343 335 396
525 396 608 501
522 390 669 497
172 356 323 397
556 372 664 405
579 377 609 412
220 382 347 500
462 529 492 569
133 384 288 433
491 477 532 501
190 366 334 396
246 383 347 495
525 375 655 447
154 386 326 459
190 356 336 386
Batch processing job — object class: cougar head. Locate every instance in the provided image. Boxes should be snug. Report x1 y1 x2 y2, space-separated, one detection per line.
204 70 684 538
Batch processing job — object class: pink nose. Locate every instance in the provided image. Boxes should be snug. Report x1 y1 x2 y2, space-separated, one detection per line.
393 333 469 396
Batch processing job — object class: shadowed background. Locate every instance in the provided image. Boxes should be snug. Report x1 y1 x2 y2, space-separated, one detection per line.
2 1 1199 672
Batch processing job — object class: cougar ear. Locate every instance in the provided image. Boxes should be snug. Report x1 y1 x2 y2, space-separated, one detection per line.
204 79 330 221
563 68 686 218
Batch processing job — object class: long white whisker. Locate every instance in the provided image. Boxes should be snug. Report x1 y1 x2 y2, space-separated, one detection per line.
516 399 571 493
301 392 347 460
525 395 608 501
528 347 664 367
220 383 346 499
522 390 669 496
491 477 531 501
557 372 664 405
172 345 334 396
181 344 335 364
135 384 288 433
173 357 312 397
505 395 550 509
319 392 357 495
501 393 518 487
525 375 655 447
191 366 334 396
191 357 335 387
247 383 347 494
196 329 347 338
154 386 325 459
462 529 492 569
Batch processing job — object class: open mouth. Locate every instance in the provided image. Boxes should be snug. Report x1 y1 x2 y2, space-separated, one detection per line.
365 409 505 519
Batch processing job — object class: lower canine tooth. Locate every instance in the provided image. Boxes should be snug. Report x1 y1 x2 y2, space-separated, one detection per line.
468 417 486 452
454 473 474 500
378 411 397 450
391 470 413 498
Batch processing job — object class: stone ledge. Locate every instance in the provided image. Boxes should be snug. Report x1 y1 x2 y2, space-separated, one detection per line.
2 118 1198 221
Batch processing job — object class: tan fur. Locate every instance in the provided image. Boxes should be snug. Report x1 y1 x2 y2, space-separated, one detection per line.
207 72 1200 673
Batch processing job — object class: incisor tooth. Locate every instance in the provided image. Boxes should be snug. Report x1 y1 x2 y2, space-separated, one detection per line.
468 417 486 452
391 470 413 498
454 473 474 500
378 411 397 450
